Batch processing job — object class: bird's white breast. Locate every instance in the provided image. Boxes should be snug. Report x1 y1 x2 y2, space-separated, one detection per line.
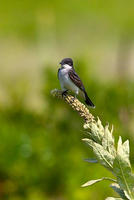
58 65 79 93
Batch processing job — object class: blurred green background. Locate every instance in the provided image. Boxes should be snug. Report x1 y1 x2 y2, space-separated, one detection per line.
0 0 134 199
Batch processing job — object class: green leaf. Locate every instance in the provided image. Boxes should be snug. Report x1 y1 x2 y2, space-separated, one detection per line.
122 140 130 165
81 177 116 187
113 137 134 199
102 124 116 157
84 118 105 144
110 183 129 200
84 123 102 144
81 178 104 187
96 117 104 133
83 138 114 170
84 158 98 163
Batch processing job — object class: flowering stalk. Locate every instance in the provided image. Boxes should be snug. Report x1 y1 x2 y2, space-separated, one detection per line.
51 89 94 123
51 89 134 200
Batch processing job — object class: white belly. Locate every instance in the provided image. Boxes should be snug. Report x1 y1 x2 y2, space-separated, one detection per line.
59 68 79 94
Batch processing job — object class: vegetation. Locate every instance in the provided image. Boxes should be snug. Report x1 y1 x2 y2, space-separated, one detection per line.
0 72 134 199
52 89 134 200
0 0 134 199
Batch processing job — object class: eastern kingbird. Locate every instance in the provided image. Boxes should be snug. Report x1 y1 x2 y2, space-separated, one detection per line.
58 58 95 107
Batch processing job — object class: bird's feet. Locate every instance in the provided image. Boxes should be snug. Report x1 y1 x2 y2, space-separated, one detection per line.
62 90 68 97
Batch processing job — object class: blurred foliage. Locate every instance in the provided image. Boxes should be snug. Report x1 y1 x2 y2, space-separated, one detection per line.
0 0 134 199
0 64 134 200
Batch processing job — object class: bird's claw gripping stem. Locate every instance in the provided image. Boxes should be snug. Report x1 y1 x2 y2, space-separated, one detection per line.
62 90 68 97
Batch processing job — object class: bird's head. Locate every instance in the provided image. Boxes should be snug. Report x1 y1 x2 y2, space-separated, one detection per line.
59 58 73 69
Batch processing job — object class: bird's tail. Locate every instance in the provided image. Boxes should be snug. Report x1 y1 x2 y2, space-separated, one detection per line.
84 91 95 108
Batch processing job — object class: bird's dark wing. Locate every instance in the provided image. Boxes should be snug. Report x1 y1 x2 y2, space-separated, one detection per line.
68 69 85 91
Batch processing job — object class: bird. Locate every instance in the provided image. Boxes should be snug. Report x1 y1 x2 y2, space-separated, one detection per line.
58 58 95 107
